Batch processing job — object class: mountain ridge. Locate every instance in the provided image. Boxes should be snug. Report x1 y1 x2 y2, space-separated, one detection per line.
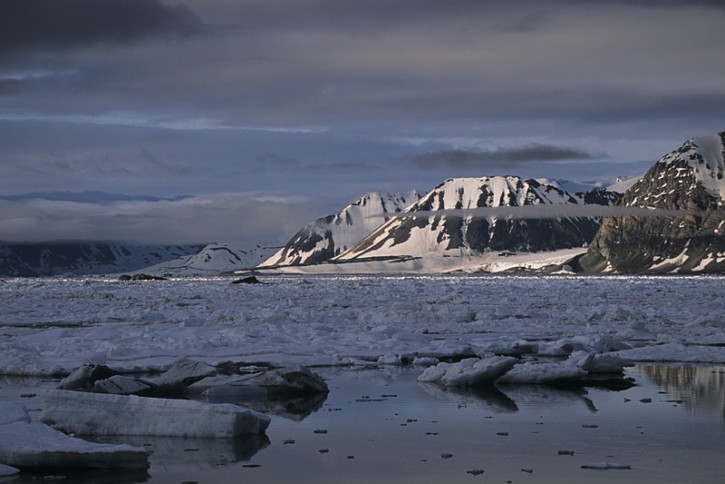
259 191 422 267
333 176 620 262
575 131 725 273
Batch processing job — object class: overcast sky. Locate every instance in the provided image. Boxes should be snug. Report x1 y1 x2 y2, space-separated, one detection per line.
1 0 724 245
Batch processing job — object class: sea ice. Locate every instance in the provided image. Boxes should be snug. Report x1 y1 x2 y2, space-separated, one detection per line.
0 464 19 476
0 402 30 426
94 375 152 395
417 356 518 386
497 358 587 384
0 275 723 379
188 365 329 400
150 358 217 388
0 403 148 470
42 390 271 437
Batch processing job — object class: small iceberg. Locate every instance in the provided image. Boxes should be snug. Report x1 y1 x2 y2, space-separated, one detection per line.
0 402 148 470
42 390 270 438
417 356 518 387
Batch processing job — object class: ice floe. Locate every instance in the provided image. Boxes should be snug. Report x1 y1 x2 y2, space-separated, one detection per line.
0 402 148 470
417 356 518 386
0 276 723 379
42 390 271 437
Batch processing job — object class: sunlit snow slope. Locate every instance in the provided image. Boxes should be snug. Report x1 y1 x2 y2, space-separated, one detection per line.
140 243 279 276
334 176 619 262
259 191 421 267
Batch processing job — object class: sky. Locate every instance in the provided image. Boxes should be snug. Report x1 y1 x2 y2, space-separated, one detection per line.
1 0 724 245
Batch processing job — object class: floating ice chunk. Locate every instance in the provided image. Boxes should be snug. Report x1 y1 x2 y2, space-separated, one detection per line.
620 320 654 340
412 357 439 366
377 354 403 365
94 375 152 395
0 421 148 470
42 390 270 437
476 338 538 357
417 356 518 387
538 334 631 356
570 350 633 374
57 363 115 390
150 358 216 388
0 463 19 476
498 359 587 384
0 402 30 425
190 365 328 400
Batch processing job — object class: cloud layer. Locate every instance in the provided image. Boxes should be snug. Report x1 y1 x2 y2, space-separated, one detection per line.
409 145 600 170
0 194 316 245
0 0 201 59
1 0 724 243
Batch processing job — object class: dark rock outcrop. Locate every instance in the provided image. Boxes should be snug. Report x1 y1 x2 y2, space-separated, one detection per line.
576 132 725 273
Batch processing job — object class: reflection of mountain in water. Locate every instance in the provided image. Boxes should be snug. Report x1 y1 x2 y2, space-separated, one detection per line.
639 365 725 418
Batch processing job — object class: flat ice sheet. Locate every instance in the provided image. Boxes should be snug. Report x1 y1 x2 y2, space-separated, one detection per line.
0 275 723 376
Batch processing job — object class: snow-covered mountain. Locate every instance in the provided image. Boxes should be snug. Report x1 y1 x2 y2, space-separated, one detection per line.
0 242 202 277
577 131 725 273
259 191 421 267
140 242 279 276
333 176 620 262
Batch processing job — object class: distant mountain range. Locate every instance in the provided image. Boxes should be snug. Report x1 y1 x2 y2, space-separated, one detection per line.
0 243 202 277
3 131 723 276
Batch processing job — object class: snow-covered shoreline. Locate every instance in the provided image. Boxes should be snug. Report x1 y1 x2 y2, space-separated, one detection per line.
1 274 723 378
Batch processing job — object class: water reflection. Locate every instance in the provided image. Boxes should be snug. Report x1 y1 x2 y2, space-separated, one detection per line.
418 381 609 413
9 468 150 484
419 382 519 413
197 391 328 421
638 364 725 418
90 434 270 474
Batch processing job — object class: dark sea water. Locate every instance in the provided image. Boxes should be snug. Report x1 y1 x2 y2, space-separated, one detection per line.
6 364 720 484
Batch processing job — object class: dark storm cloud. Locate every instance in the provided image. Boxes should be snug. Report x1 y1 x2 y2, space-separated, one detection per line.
409 144 600 170
0 0 202 59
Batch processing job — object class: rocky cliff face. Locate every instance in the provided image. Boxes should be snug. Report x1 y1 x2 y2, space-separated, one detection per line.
576 132 725 273
335 176 620 262
258 191 421 267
